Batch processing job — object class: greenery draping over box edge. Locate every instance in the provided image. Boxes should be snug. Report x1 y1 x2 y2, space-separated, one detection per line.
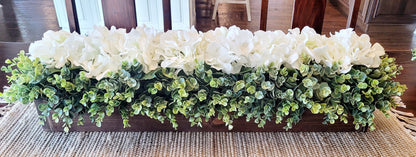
0 51 406 132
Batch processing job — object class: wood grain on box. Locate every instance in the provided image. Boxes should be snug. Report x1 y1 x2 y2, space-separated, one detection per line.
35 100 363 132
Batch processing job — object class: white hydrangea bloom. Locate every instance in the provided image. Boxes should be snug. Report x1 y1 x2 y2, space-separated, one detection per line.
65 32 86 67
78 26 124 79
28 30 71 68
84 53 121 80
157 27 202 74
279 28 305 69
251 30 288 68
96 26 127 56
202 26 254 74
124 26 161 73
348 33 385 68
28 25 385 80
327 28 384 73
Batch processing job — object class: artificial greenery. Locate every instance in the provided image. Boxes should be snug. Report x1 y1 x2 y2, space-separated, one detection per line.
1 51 406 132
412 48 416 61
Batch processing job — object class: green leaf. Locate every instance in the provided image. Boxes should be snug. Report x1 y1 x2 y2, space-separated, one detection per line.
285 89 294 99
197 90 207 101
371 80 379 87
141 70 157 80
209 78 218 88
38 103 48 112
132 102 142 115
106 106 114 116
261 81 274 91
77 116 84 126
339 84 350 93
317 83 331 100
5 59 12 64
52 112 60 123
157 104 167 112
148 88 158 95
233 80 245 92
357 82 368 89
302 78 314 88
255 91 264 99
219 98 228 106
178 78 187 89
244 96 254 104
310 103 321 114
178 89 188 97
246 86 256 94
299 64 309 76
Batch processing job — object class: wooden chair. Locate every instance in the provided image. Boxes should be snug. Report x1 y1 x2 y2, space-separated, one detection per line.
212 0 251 21
64 0 173 33
260 0 361 33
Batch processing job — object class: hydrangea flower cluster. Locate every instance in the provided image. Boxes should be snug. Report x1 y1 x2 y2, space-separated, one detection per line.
28 26 385 80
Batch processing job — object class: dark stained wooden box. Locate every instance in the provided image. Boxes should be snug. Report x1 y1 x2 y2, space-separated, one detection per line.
35 101 364 132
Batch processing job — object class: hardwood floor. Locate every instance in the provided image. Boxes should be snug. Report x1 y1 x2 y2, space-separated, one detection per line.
0 0 60 42
196 0 293 33
389 52 416 115
1 0 414 50
196 0 416 51
0 0 415 115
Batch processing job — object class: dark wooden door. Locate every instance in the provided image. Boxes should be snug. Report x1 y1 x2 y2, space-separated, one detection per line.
365 0 416 24
101 0 137 31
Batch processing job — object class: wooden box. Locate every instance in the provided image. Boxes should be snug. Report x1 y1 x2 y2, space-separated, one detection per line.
35 100 365 132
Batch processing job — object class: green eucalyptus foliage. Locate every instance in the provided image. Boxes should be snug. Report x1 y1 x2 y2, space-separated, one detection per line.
412 48 416 61
1 51 407 132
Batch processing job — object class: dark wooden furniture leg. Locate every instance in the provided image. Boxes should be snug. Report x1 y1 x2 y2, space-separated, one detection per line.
260 0 269 31
101 0 137 32
64 0 80 33
163 0 172 32
346 0 361 29
292 0 326 33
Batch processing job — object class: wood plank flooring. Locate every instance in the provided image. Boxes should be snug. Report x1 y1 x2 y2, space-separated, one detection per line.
0 0 415 115
196 0 416 51
0 0 60 42
388 52 416 115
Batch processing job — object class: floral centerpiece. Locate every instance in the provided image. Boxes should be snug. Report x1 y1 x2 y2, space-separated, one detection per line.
0 26 406 132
